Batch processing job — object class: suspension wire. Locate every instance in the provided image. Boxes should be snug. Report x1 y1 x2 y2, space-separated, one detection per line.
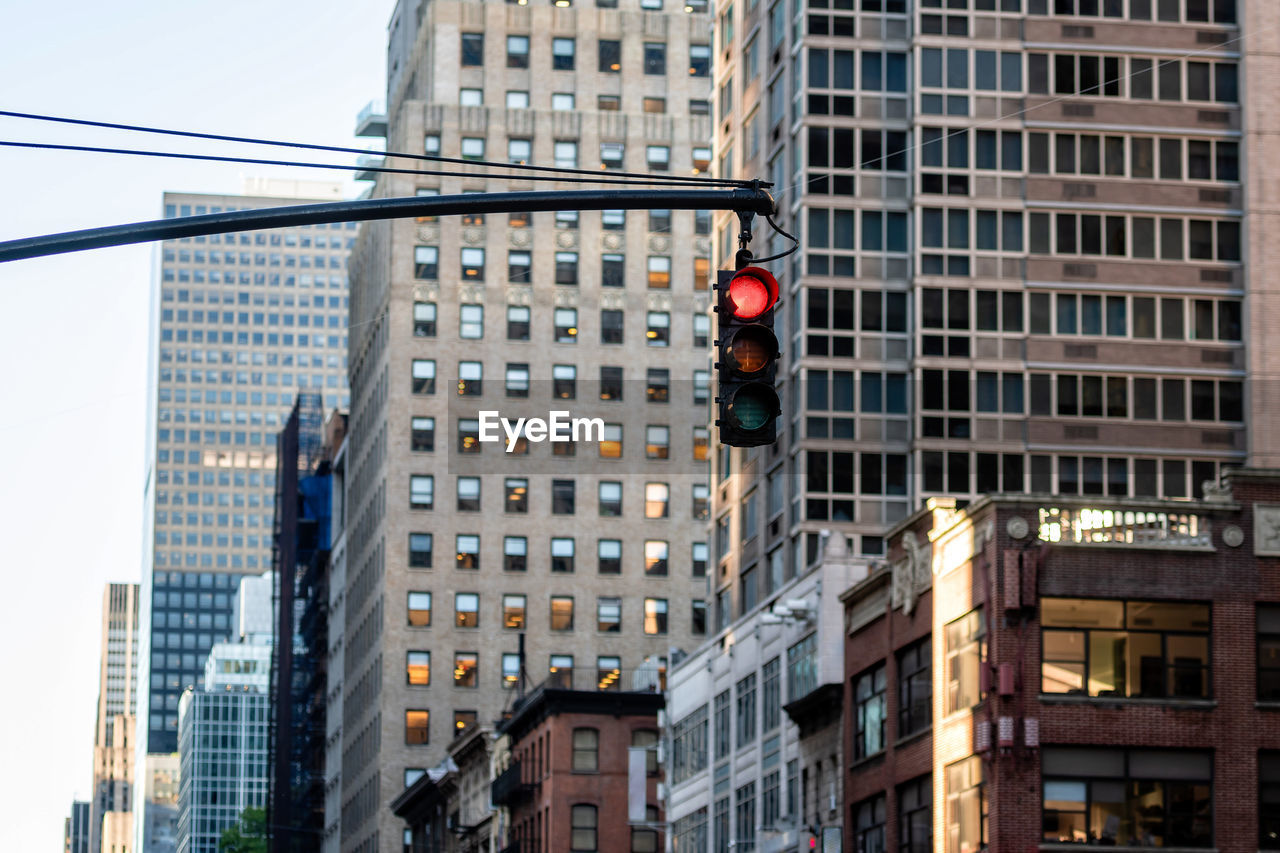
0 139 749 187
750 215 800 265
0 107 762 188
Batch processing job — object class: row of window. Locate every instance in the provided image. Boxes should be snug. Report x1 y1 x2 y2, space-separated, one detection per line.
414 203 711 235
418 474 710 518
412 361 702 405
411 415 709 462
404 531 709 577
461 31 709 76
412 247 706 289
401 593 688 639
919 452 1222 500
411 305 704 348
1027 0 1236 23
1028 52 1237 103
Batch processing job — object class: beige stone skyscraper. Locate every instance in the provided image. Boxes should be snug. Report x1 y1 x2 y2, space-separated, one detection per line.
342 0 716 847
89 582 139 853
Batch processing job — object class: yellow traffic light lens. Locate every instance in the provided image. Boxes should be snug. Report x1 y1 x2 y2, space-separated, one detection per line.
731 334 767 373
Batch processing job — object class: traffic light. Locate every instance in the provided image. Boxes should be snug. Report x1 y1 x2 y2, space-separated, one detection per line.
714 266 781 447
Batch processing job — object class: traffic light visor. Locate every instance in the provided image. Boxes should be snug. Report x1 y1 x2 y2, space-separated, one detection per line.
725 267 779 320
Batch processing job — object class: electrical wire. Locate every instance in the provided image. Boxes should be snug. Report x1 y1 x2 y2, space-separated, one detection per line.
0 107 762 188
750 214 800 265
0 139 754 187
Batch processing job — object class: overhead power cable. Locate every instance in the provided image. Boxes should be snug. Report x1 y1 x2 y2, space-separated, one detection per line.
0 139 745 188
0 108 760 188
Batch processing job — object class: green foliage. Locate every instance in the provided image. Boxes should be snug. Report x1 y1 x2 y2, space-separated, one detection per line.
219 806 267 853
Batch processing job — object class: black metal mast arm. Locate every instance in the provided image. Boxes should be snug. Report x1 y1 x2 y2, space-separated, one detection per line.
0 187 776 263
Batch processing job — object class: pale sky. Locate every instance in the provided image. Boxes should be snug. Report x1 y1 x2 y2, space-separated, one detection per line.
0 1 394 846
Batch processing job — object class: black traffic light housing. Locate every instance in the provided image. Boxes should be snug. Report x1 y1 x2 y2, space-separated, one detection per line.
714 265 782 448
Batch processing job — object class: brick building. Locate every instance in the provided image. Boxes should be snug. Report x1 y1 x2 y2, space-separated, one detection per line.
491 683 664 853
843 468 1280 853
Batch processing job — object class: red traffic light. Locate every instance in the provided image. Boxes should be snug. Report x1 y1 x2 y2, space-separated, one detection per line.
724 266 779 321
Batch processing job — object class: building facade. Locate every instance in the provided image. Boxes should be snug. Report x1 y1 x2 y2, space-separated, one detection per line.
841 468 1280 853
66 801 90 853
665 542 863 853
341 0 717 847
707 0 1272 665
89 582 140 853
492 685 665 853
390 724 494 853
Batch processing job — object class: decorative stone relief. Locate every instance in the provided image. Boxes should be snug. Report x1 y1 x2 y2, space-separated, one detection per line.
416 225 440 243
1222 525 1244 548
1202 479 1233 503
602 233 624 252
553 288 578 307
599 291 626 311
509 229 533 248
695 237 711 255
505 286 533 306
646 293 674 312
648 235 672 253
890 531 931 615
1007 516 1030 540
555 231 579 249
413 284 440 303
1254 504 1280 556
460 228 485 246
457 283 484 304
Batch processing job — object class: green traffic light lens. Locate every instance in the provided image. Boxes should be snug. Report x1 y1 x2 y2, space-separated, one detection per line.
731 385 777 430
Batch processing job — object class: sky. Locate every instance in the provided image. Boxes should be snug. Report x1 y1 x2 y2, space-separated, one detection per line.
0 0 395 846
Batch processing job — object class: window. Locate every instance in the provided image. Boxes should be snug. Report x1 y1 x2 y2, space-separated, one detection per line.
455 593 479 628
406 710 429 744
590 540 621 576
599 39 621 72
552 479 575 514
460 138 485 161
411 360 436 395
507 250 532 284
507 306 530 340
600 253 625 288
413 301 436 336
552 38 576 70
599 481 623 516
505 363 529 398
551 537 575 573
571 804 598 851
599 423 622 457
507 34 529 68
649 209 671 233
414 246 438 279
408 592 432 626
1042 747 1211 847
461 247 485 279
454 652 478 687
645 312 670 347
600 310 624 344
411 417 434 452
671 708 710 786
460 88 483 106
461 33 484 66
645 425 670 459
500 654 520 689
946 609 986 713
645 598 668 635
550 654 574 689
947 756 986 853
898 638 931 738
506 90 530 108
508 138 531 165
647 145 670 170
788 633 818 701
644 540 668 576
551 596 575 631
407 651 430 686
693 600 708 635
505 478 528 513
644 42 666 75
600 142 625 170
854 663 887 760
458 304 484 339
1260 605 1280 701
456 476 480 511
410 475 433 509
899 776 932 853
457 361 482 396
409 533 433 568
555 308 579 343
1042 598 1210 698
643 96 665 113
734 783 756 852
693 483 709 518
598 597 621 632
503 536 527 571
572 730 600 771
694 543 708 577
602 209 625 231
503 594 526 630
854 796 887 853
552 92 576 111
714 690 731 757
736 673 757 746
694 314 710 347
690 44 710 76
553 364 577 399
456 534 480 570
645 482 669 518
1262 752 1280 850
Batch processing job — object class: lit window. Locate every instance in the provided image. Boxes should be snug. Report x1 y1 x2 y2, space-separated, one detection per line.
408 591 432 626
503 594 527 629
645 482 670 518
505 478 529 513
646 425 670 459
502 653 521 688
407 651 430 685
550 654 574 688
461 247 485 279
693 147 712 174
644 598 668 635
455 592 479 628
551 596 575 631
597 656 621 691
454 652 478 687
555 308 579 343
457 361 482 396
456 534 480 570
405 710 429 744
600 423 622 458
646 312 670 345
645 540 669 576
